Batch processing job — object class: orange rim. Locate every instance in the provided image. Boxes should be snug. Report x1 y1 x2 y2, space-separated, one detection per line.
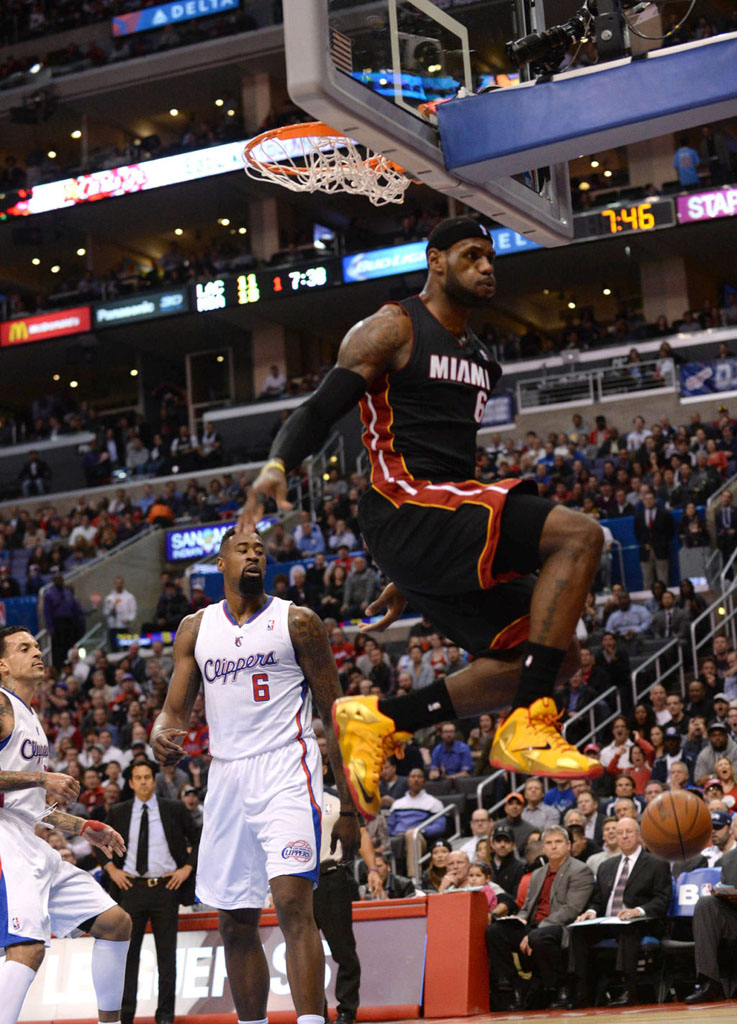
243 120 415 180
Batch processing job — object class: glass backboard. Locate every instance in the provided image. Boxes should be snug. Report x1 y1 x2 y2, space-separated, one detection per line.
283 0 574 244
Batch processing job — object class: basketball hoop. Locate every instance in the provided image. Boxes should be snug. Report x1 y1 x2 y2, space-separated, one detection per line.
243 121 417 206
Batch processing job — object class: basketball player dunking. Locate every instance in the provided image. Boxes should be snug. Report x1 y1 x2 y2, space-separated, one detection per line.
240 216 605 819
0 626 131 1024
151 528 360 1024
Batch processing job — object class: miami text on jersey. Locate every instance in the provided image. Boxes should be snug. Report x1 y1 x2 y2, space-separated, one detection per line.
428 354 493 389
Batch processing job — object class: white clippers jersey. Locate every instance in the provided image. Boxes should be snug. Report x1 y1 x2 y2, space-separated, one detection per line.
0 686 50 826
194 596 314 760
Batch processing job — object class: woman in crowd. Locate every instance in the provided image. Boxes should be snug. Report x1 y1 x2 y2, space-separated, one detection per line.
678 501 710 548
630 702 655 738
649 723 665 761
421 840 451 892
714 756 737 806
319 562 347 620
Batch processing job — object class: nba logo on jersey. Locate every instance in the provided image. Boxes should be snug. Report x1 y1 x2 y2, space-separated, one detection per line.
267 619 275 631
281 839 312 862
11 917 20 930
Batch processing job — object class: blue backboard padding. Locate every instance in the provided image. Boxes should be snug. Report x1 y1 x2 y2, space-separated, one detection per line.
437 35 737 172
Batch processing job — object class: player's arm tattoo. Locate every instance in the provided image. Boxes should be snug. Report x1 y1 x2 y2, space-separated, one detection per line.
0 690 14 741
43 809 85 835
337 303 411 382
288 606 355 810
0 770 45 792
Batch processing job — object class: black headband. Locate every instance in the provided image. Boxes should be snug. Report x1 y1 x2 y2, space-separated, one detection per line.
426 216 491 255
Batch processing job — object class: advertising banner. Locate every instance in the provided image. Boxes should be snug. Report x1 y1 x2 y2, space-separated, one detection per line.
680 359 737 397
677 186 737 223
112 0 238 36
0 306 91 347
342 228 540 283
20 912 425 1020
165 520 236 561
94 288 189 327
481 390 515 427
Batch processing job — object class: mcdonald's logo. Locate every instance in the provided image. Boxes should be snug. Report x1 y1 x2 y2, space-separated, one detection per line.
0 306 91 346
7 321 29 343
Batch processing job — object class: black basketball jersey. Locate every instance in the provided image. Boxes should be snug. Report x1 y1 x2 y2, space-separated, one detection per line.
358 295 502 485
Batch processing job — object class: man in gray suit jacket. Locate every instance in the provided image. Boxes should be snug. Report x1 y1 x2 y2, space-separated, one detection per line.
485 825 594 1010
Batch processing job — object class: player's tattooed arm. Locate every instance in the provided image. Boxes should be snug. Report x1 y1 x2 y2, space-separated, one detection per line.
337 302 413 383
150 610 204 766
289 608 355 802
0 690 14 741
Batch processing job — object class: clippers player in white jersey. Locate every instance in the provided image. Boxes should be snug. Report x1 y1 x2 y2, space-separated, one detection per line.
151 528 359 1024
0 626 131 1024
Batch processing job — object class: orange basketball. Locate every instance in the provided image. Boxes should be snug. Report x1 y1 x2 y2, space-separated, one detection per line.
640 789 713 861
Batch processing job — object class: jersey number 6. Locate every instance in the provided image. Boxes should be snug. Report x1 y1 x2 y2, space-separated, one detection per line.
252 673 271 702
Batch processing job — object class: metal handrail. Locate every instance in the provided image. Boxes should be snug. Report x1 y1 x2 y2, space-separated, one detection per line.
561 684 621 747
720 546 737 591
631 637 685 703
690 579 737 674
410 801 463 882
475 768 521 817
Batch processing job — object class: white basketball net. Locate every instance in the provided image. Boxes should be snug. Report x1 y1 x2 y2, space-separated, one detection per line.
243 127 413 206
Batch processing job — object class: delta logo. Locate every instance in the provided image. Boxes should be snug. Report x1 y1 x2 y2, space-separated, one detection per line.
281 839 312 863
1 306 91 347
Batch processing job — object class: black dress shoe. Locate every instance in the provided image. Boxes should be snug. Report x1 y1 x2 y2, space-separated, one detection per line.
685 980 725 1004
548 985 571 1010
609 990 636 1007
335 1014 355 1024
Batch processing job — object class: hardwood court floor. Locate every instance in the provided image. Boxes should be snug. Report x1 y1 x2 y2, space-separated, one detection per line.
421 1003 736 1024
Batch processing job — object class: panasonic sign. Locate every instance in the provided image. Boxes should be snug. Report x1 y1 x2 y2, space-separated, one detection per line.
94 288 188 327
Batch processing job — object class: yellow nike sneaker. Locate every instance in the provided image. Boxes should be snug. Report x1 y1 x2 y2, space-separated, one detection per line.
490 696 603 778
331 695 412 819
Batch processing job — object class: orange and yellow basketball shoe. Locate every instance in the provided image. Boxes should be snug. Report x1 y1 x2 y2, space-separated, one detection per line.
490 696 603 778
332 695 412 819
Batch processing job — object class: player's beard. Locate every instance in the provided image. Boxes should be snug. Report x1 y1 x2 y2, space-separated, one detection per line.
444 271 494 308
238 569 264 596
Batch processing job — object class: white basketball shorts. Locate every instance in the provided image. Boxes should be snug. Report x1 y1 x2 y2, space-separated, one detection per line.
0 813 116 951
196 737 323 910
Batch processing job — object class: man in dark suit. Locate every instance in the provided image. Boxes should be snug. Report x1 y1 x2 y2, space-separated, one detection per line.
98 761 200 1024
485 825 594 1010
715 490 737 572
685 845 737 1002
569 816 672 1007
650 590 690 643
633 489 674 589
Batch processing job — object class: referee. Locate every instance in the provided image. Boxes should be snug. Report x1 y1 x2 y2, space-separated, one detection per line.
315 748 384 1024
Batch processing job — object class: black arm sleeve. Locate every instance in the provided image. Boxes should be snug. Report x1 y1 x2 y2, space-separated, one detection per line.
269 366 367 473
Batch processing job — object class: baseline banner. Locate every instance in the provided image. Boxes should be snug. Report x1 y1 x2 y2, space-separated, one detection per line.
680 359 737 397
112 0 238 36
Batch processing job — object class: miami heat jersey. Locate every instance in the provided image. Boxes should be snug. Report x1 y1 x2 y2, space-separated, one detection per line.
0 686 50 825
194 596 313 760
359 295 502 485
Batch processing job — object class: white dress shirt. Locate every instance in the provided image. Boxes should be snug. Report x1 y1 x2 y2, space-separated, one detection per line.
123 796 177 877
605 845 643 917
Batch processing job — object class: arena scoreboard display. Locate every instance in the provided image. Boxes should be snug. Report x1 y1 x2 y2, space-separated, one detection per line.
573 197 676 240
193 260 342 312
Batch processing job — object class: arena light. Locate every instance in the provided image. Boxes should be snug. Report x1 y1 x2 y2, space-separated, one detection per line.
226 109 236 117
47 150 56 159
590 159 600 168
602 287 611 296
718 605 726 616
32 257 40 265
216 355 224 362
603 169 613 178
567 300 576 309
130 368 139 376
71 129 82 139
76 247 86 256
69 379 79 388
52 373 60 381
238 226 247 234
51 264 61 273
169 108 179 117
174 227 183 236
543 288 550 295
218 217 230 226
215 98 224 107
578 181 590 191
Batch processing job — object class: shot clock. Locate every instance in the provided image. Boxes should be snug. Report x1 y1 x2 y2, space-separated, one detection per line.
574 198 676 240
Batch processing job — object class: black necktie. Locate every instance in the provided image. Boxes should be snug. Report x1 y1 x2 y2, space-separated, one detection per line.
136 804 149 876
611 856 630 914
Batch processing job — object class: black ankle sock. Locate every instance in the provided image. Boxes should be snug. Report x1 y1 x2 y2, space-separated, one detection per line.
379 679 456 733
511 642 567 710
